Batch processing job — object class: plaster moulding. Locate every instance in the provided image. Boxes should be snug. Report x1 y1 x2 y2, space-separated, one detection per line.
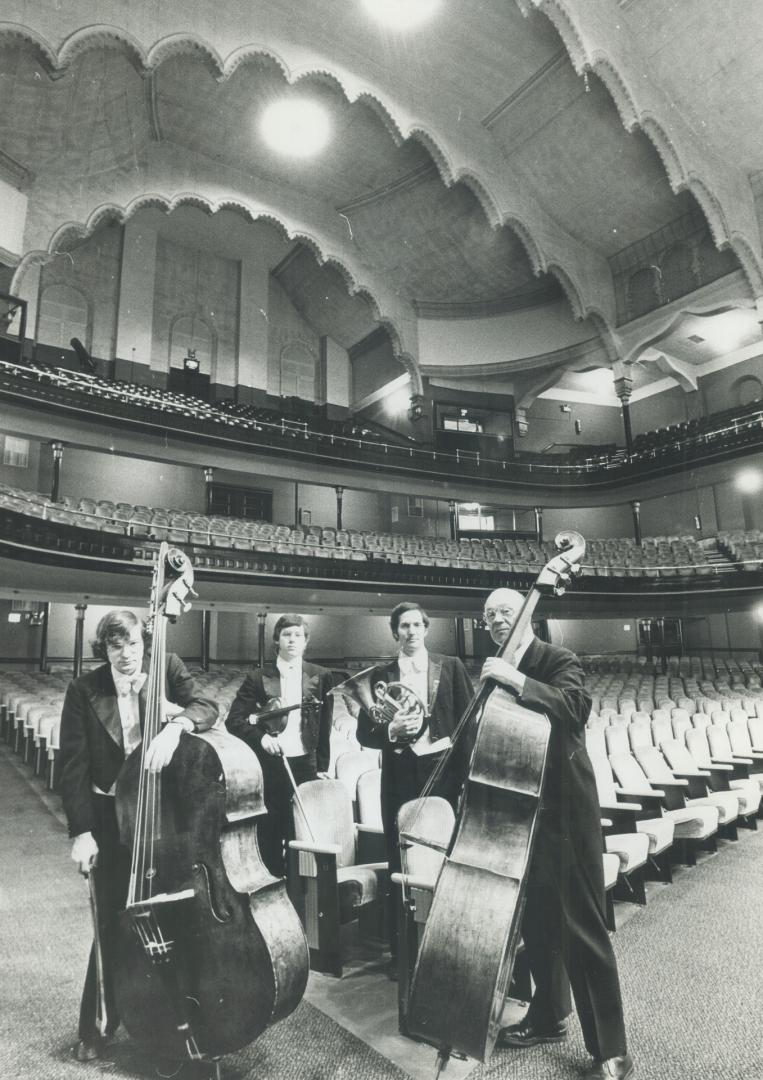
0 19 621 334
9 190 423 393
516 0 763 301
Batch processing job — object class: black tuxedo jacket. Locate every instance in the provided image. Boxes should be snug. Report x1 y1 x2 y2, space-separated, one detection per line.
59 654 218 838
225 661 334 773
516 636 600 870
356 652 473 752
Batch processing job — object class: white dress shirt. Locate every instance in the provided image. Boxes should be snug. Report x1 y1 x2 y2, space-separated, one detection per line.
275 656 306 758
92 668 146 796
396 649 449 757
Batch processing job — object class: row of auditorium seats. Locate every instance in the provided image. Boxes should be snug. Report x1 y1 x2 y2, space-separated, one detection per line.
632 399 763 456
1 358 761 479
3 480 760 577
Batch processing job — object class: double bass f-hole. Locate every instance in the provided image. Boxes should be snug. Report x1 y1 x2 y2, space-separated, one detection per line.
192 862 234 925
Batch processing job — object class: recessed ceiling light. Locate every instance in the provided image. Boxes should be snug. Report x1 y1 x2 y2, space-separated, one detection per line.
361 0 441 31
687 334 704 344
735 468 763 495
260 99 331 158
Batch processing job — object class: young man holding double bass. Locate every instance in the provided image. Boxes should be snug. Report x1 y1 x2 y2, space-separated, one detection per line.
58 609 218 1064
481 587 634 1080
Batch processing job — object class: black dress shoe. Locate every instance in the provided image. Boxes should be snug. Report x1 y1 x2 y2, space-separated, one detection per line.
582 1052 635 1079
497 1016 568 1048
74 1040 99 1062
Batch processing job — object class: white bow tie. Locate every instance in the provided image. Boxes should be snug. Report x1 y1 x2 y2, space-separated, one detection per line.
114 672 147 697
399 656 427 674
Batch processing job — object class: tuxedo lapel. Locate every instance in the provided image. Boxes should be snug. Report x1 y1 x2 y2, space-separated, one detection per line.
518 637 542 676
261 668 281 703
89 665 124 749
427 654 443 713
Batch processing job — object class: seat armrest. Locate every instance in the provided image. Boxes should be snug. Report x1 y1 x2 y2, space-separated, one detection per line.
615 786 666 804
356 827 387 865
652 778 689 789
673 769 711 778
600 818 613 829
611 800 643 811
705 762 733 772
288 839 341 856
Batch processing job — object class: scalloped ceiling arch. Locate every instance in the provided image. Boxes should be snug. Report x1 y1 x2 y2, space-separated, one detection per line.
0 20 618 332
517 0 763 298
9 190 424 394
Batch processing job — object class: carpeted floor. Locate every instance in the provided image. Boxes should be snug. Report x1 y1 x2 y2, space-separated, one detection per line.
1 746 762 1080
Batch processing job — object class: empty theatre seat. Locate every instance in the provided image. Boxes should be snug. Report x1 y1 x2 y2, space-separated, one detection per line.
634 745 739 839
287 779 386 978
608 751 719 865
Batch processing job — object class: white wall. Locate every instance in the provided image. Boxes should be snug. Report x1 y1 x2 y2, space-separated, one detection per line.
59 448 206 512
0 179 27 258
418 300 592 370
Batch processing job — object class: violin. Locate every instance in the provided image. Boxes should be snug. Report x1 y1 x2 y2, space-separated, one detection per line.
113 544 309 1069
404 530 586 1067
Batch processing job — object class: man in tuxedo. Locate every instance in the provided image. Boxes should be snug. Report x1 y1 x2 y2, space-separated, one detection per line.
58 608 218 1063
225 614 334 878
355 601 473 961
482 588 634 1080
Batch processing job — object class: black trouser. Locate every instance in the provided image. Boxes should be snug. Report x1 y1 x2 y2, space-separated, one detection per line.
521 827 627 1061
78 795 131 1043
257 751 317 878
382 747 460 956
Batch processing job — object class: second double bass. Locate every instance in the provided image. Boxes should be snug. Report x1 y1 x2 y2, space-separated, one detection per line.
405 530 586 1065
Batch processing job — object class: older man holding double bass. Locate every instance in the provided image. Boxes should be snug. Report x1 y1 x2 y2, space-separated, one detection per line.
481 587 634 1080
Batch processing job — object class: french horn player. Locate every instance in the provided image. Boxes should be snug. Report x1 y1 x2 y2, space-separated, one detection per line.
344 601 473 969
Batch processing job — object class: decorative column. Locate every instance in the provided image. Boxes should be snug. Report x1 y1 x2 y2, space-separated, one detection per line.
50 442 64 502
203 467 214 514
448 500 459 541
73 604 87 678
534 506 543 544
201 610 211 672
614 373 634 456
38 602 50 673
454 617 466 661
257 611 267 669
631 500 642 546
335 486 344 531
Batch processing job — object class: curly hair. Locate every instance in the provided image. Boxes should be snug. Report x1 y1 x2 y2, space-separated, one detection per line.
91 609 151 661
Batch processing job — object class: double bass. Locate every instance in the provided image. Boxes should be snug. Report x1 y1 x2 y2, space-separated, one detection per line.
405 530 586 1069
113 544 309 1070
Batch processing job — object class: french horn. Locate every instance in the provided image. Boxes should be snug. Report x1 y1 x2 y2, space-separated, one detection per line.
331 666 427 745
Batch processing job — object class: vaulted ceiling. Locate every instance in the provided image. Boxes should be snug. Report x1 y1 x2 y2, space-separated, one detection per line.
1 0 762 387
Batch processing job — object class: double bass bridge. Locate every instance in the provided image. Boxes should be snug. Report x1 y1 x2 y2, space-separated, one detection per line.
126 889 195 965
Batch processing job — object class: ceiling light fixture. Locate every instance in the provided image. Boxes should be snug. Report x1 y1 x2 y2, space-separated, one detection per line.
260 99 331 158
361 0 441 31
735 468 763 495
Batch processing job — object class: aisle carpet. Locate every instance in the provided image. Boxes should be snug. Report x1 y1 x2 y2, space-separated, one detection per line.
1 746 762 1080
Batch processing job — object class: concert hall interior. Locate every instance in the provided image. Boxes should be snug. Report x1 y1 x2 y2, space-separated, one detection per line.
1 3 763 1079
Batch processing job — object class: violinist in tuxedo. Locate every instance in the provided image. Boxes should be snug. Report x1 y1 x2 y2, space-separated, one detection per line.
482 588 634 1080
225 614 334 878
355 602 473 960
58 608 218 1063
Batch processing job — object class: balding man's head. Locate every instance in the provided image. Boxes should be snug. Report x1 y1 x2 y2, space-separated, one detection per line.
483 588 525 645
